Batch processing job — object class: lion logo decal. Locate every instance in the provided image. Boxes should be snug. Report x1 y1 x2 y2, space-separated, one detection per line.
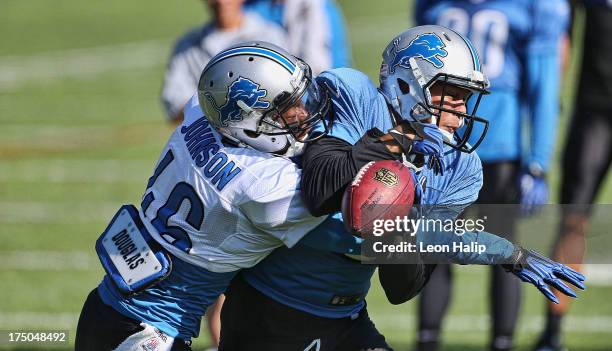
205 77 270 126
389 33 448 73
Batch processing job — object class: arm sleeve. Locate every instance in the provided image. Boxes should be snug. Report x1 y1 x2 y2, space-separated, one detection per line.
415 205 515 265
418 153 515 264
417 225 516 265
524 0 570 170
300 129 403 216
524 54 560 170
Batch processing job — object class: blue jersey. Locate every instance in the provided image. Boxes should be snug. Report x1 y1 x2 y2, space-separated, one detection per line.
98 259 236 339
416 0 570 170
242 68 515 318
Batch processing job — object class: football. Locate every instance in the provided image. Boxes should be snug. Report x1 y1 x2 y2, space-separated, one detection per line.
341 160 415 237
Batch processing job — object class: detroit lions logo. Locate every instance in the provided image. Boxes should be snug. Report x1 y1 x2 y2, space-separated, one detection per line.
205 76 270 126
389 33 448 73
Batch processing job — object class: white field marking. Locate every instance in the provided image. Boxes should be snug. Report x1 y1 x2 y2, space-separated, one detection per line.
443 264 612 286
0 15 405 91
0 39 169 91
0 312 80 329
0 251 97 271
1 125 114 140
0 158 150 182
0 312 611 334
0 201 120 223
583 264 612 286
369 314 612 334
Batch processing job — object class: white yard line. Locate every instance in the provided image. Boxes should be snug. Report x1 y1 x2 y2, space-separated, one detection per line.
0 39 169 90
0 251 97 271
0 15 407 91
584 264 612 285
0 158 150 182
0 312 80 329
369 313 612 334
460 264 612 286
0 311 610 333
0 201 120 223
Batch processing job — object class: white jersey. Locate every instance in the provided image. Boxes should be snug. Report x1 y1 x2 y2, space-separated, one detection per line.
140 95 325 272
161 12 287 121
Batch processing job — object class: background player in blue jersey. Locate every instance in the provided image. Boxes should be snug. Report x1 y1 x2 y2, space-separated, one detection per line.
218 26 584 351
535 1 612 350
415 1 570 350
244 0 352 73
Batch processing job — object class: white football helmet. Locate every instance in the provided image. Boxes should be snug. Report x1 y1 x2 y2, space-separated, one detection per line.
380 25 490 153
198 41 330 157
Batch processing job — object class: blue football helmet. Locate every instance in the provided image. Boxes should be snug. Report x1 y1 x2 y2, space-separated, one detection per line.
380 25 490 153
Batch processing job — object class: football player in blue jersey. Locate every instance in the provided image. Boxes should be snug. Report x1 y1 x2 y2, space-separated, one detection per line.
218 26 585 351
414 1 570 350
244 0 351 74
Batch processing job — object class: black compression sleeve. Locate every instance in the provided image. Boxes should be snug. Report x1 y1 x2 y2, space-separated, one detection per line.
301 128 403 216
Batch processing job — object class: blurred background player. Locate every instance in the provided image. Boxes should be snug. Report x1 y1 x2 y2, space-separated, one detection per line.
160 0 286 124
535 1 612 350
414 1 570 350
244 0 352 74
161 0 352 125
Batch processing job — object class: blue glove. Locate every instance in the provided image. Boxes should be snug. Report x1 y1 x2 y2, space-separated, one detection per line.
502 247 586 304
519 169 548 216
410 122 445 176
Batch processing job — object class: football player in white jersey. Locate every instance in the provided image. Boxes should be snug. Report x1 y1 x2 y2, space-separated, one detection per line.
75 42 360 351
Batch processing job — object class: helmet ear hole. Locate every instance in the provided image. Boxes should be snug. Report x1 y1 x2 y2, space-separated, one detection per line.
397 78 411 95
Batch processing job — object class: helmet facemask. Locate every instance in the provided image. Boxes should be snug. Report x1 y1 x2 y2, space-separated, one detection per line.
419 73 489 153
258 60 331 143
198 42 331 158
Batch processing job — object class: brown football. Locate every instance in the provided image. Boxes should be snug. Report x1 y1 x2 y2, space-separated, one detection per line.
341 160 415 237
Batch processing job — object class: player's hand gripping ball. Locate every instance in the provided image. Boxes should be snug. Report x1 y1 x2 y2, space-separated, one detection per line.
342 160 416 237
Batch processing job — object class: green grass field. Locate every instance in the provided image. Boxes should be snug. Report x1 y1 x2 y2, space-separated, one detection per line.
1 0 611 349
